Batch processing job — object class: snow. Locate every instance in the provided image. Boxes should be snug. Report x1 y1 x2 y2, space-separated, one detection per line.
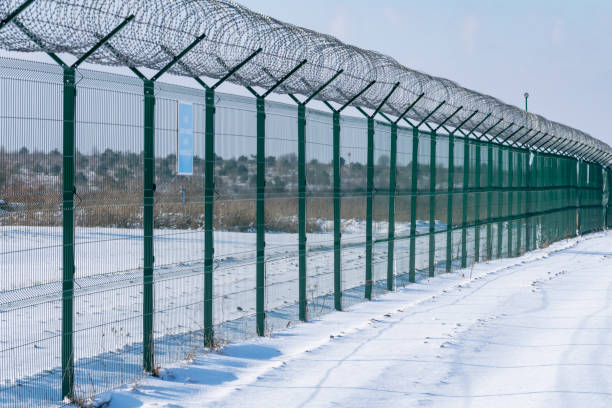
97 231 612 408
2 217 471 406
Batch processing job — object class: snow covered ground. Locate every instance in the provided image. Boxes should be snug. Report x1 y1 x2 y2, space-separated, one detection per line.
2 218 471 406
97 230 612 408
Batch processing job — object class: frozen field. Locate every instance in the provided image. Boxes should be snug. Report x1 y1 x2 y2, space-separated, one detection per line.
94 230 612 408
1 218 471 405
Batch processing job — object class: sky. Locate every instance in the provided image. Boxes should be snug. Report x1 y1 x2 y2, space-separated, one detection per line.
236 0 612 146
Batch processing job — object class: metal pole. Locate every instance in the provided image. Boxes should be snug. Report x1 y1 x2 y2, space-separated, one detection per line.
297 103 307 320
387 123 397 290
61 65 76 401
517 151 523 254
533 153 539 247
256 96 266 336
577 159 583 235
409 127 419 282
474 140 481 262
461 136 469 267
507 148 514 256
487 142 493 259
203 87 215 345
497 147 503 257
365 117 375 299
526 150 532 250
523 93 529 249
333 111 342 310
446 132 454 271
143 79 155 371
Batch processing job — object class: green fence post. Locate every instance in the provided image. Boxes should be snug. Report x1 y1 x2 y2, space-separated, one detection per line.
517 151 523 254
387 123 397 290
609 168 612 228
61 66 76 401
497 147 503 257
204 88 215 345
461 136 469 267
578 160 583 235
609 168 612 229
409 127 419 282
544 155 553 239
143 79 155 372
567 158 572 237
429 132 436 277
446 133 454 271
534 154 540 247
507 149 513 256
526 151 532 251
256 96 266 336
574 158 578 237
563 159 567 236
298 104 307 320
548 156 552 241
8 12 136 399
547 157 552 240
553 157 559 240
333 111 342 310
487 143 493 259
474 140 481 262
365 117 374 299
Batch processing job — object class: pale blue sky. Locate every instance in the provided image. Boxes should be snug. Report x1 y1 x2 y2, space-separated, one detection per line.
238 0 612 145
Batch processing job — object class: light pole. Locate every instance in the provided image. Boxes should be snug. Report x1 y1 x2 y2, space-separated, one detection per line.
524 92 529 113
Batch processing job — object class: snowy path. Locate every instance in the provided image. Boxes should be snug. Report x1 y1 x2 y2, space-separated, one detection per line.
103 231 612 408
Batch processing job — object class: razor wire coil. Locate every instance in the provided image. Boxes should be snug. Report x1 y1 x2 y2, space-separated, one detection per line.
0 0 609 164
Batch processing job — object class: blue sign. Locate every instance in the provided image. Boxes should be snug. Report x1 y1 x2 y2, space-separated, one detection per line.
177 102 194 175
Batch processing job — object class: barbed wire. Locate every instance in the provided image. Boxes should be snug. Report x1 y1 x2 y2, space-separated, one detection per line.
0 0 610 166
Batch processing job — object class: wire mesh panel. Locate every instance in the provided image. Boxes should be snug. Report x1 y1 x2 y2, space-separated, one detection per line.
0 58 63 407
72 69 145 399
499 149 510 257
491 144 503 257
475 141 488 260
434 135 450 274
607 169 612 229
533 154 543 248
451 138 465 268
0 51 610 407
340 116 367 308
516 150 527 254
305 108 334 319
464 140 477 265
508 148 518 257
371 121 391 296
415 132 431 279
262 101 299 331
151 83 206 367
211 93 258 341
0 60 63 289
582 162 604 233
394 127 413 286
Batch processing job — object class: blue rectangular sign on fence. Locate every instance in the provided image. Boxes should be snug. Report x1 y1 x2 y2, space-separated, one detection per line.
177 102 194 175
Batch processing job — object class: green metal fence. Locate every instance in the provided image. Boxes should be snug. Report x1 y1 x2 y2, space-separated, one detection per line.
0 56 610 407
